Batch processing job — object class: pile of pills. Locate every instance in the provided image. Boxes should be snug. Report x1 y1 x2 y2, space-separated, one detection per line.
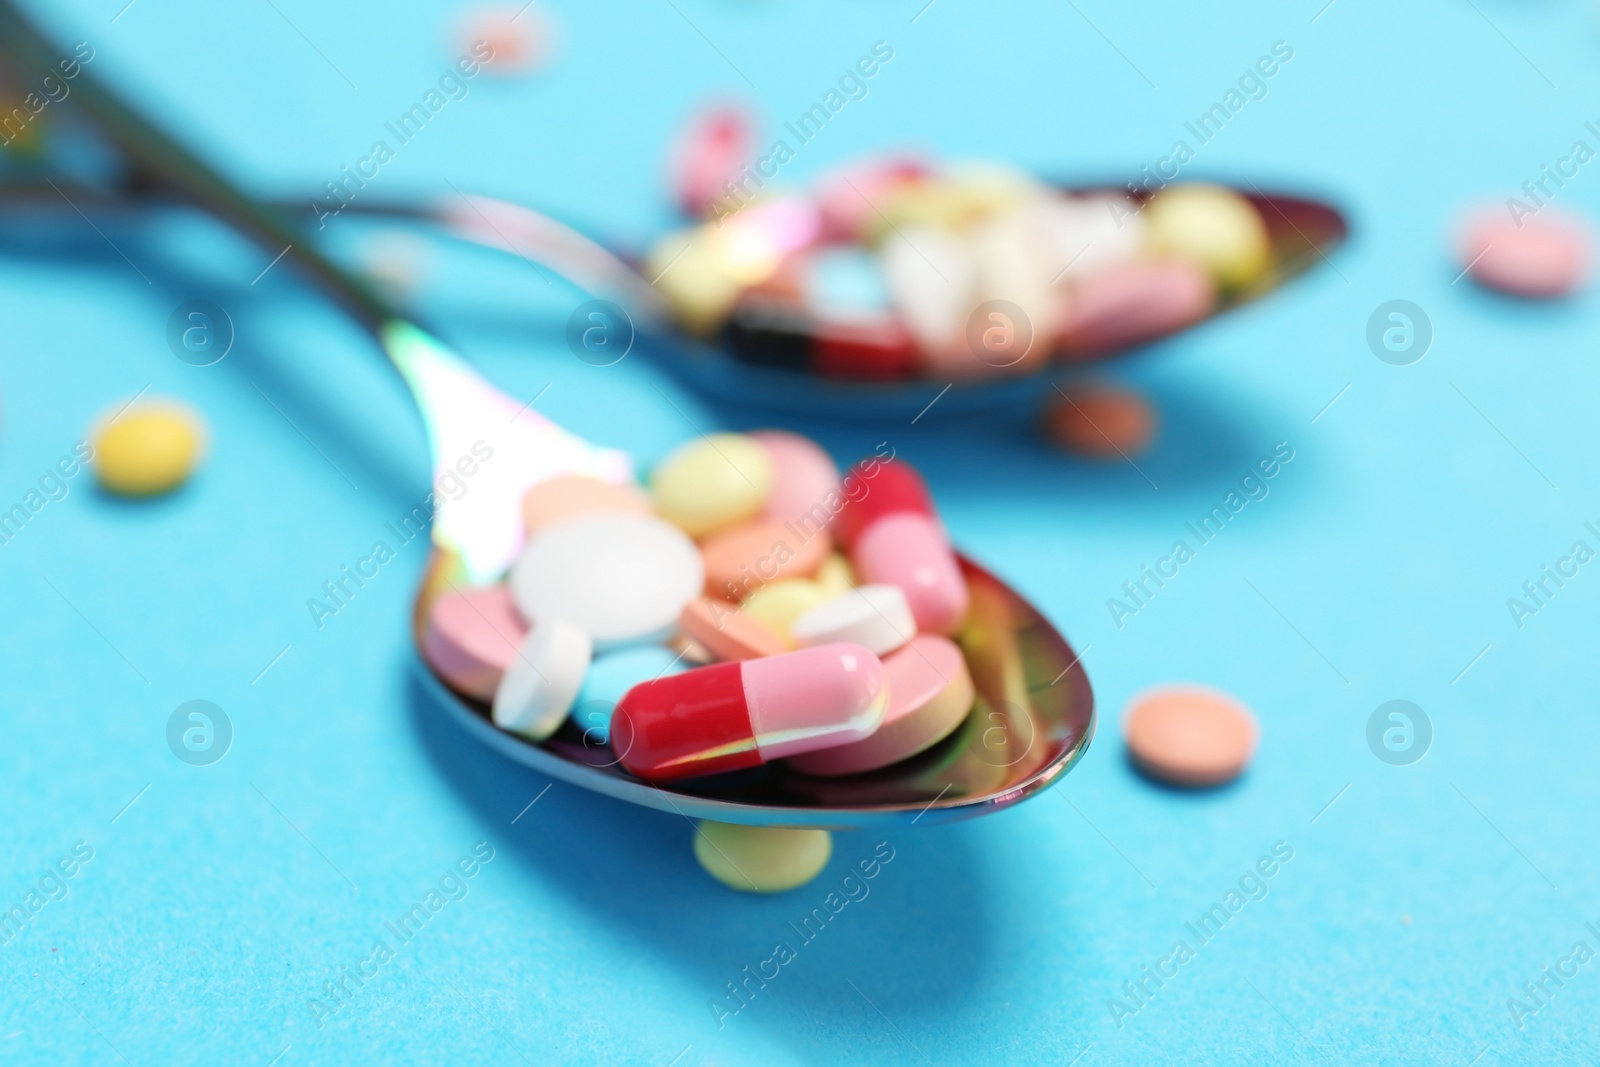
646 160 1274 381
422 431 979 792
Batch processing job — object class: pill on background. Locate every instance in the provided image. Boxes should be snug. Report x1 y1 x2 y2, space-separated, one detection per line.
790 584 917 656
1144 184 1271 290
678 597 789 661
669 103 754 219
521 475 651 538
701 519 832 601
421 585 529 702
1042 386 1157 458
1055 259 1215 358
572 644 686 746
611 643 886 782
750 430 841 529
693 822 832 893
1457 209 1592 298
738 579 833 640
834 460 968 635
650 433 773 538
92 399 205 497
458 5 552 76
492 618 593 741
1123 686 1258 787
510 513 703 646
786 634 973 776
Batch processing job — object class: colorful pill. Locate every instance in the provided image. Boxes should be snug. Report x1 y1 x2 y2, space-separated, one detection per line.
1042 385 1157 458
750 430 841 528
790 584 916 656
678 597 789 661
1144 184 1271 290
1055 259 1215 357
572 645 686 745
92 399 205 497
670 104 754 219
700 519 831 601
510 512 703 646
492 618 592 741
521 474 651 538
610 643 886 782
421 584 529 702
1123 685 1257 787
834 460 968 635
787 634 973 776
1457 209 1591 298
650 432 773 538
693 822 832 893
815 554 856 596
738 578 832 639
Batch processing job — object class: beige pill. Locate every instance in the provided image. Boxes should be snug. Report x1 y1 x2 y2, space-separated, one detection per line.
1124 686 1257 787
693 822 832 893
701 519 831 601
521 474 651 537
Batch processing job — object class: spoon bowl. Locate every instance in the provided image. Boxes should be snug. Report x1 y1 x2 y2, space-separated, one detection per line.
412 550 1094 828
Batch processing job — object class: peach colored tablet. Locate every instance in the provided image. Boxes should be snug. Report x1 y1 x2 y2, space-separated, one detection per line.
421 585 528 702
520 475 651 538
1043 387 1156 458
786 634 973 776
1124 686 1257 787
700 519 832 601
678 597 789 661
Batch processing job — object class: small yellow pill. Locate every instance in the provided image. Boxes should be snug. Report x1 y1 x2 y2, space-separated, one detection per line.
739 578 830 641
693 821 832 893
645 230 744 336
651 433 772 538
1144 184 1271 290
815 554 856 597
92 400 205 496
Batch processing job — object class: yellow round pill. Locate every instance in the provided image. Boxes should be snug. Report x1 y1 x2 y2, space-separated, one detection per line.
92 400 205 497
650 433 772 538
815 554 856 597
1144 184 1271 290
693 822 832 893
739 578 830 640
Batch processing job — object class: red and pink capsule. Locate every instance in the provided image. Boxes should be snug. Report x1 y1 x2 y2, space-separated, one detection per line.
835 460 969 635
611 643 886 782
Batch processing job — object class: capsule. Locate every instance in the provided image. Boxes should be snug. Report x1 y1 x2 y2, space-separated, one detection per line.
834 460 969 635
610 643 886 782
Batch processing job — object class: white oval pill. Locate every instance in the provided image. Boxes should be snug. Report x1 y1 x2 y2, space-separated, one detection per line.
492 618 593 741
511 513 704 646
789 584 917 656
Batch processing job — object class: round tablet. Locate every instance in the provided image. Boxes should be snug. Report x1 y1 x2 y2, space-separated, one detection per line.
1144 184 1270 290
790 584 916 656
510 513 703 646
739 579 832 640
650 433 773 538
492 618 592 741
701 519 832 602
1123 686 1257 787
786 635 973 776
521 474 650 537
92 400 206 497
421 584 528 701
678 597 789 661
750 431 841 529
1457 210 1591 298
1042 386 1156 458
572 645 685 745
693 822 832 893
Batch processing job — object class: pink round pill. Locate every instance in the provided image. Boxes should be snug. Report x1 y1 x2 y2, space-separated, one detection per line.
1457 209 1591 298
751 430 841 529
422 585 528 702
1056 259 1216 358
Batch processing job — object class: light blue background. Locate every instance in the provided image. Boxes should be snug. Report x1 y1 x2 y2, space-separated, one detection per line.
2 0 1598 1063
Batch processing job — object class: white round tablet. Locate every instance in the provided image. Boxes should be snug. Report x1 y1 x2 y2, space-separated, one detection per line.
492 618 592 740
789 584 917 656
510 512 704 646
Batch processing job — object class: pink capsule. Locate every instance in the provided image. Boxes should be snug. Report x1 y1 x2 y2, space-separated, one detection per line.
611 643 886 782
834 461 969 635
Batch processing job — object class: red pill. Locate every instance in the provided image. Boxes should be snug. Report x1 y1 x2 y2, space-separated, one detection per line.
610 643 886 782
834 460 968 634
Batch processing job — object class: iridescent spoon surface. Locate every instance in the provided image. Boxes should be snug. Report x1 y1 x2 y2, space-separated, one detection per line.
0 2 1095 825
